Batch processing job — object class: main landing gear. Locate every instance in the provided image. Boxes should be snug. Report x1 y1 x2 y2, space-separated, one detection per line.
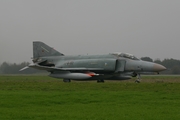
63 79 105 83
63 79 71 83
135 74 141 83
97 79 104 83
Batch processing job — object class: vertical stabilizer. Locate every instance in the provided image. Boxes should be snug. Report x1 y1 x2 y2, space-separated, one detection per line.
33 41 64 58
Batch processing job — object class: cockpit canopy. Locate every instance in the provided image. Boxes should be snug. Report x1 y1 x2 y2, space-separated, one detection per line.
110 52 139 60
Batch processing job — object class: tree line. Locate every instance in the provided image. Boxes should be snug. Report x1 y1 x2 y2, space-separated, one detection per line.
0 62 45 74
141 57 180 74
0 57 180 74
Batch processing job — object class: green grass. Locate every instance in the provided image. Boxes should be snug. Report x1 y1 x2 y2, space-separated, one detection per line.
0 75 180 120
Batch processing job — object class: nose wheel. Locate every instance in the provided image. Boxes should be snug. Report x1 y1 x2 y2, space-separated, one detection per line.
135 74 141 83
63 79 71 83
97 79 104 83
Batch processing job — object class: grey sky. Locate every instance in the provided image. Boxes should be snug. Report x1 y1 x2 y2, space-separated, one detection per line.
0 0 180 63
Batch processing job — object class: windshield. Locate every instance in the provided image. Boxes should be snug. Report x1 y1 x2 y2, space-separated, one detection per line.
110 52 139 60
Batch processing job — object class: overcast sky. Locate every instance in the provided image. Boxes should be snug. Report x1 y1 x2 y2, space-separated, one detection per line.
0 0 180 63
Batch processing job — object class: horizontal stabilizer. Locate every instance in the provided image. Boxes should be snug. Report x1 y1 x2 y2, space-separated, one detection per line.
19 66 29 71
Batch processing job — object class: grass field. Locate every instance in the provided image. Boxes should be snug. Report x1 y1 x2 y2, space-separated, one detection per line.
0 75 180 120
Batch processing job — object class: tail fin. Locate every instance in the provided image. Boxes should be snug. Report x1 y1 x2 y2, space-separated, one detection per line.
33 41 64 58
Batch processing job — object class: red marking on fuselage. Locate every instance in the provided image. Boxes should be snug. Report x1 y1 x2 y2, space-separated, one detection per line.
86 72 95 77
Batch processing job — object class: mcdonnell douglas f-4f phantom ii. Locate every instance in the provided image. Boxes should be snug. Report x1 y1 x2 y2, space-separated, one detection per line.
20 41 166 83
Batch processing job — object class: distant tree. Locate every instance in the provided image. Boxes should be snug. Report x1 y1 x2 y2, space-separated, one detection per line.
0 62 46 74
154 58 180 74
172 66 180 74
141 57 153 62
162 59 180 69
0 62 10 74
154 59 162 64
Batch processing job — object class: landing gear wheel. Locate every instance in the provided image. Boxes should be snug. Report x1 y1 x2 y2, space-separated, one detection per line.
97 79 104 83
135 80 140 83
63 79 71 83
132 72 137 77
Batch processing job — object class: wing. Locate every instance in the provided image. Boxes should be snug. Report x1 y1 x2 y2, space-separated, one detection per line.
20 63 104 72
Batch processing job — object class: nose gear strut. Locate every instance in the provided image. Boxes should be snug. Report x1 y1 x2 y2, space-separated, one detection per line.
135 73 141 83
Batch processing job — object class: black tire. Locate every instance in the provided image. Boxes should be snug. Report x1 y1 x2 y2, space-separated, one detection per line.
97 79 104 83
135 80 140 83
63 79 71 83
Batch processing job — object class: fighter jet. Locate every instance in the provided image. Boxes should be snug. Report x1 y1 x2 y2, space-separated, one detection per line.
20 41 166 83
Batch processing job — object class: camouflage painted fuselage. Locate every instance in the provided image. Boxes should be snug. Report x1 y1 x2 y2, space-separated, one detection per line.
21 41 166 81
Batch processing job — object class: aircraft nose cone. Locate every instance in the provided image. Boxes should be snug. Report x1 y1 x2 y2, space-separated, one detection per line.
153 63 166 72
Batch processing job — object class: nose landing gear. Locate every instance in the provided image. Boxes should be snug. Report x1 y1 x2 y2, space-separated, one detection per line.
135 74 141 83
63 79 71 82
